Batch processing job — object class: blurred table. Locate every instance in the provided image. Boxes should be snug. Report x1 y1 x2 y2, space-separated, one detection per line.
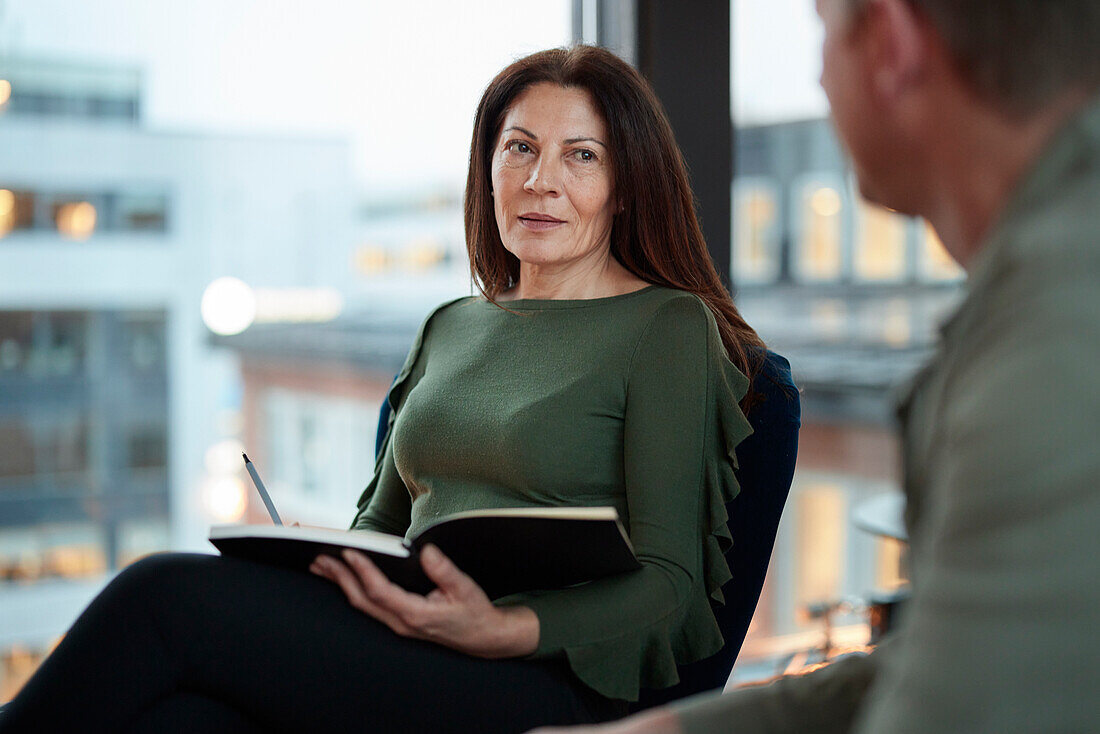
852 492 907 542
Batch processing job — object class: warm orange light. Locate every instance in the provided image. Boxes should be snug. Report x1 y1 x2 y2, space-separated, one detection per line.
56 201 98 240
0 189 14 238
856 202 907 281
0 80 11 106
354 244 390 275
201 475 248 522
924 222 964 280
747 192 775 226
811 188 842 218
404 239 445 269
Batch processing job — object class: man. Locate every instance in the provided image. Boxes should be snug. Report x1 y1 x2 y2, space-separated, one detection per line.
534 0 1100 732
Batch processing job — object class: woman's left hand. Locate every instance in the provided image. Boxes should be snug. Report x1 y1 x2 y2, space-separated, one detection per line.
310 544 540 659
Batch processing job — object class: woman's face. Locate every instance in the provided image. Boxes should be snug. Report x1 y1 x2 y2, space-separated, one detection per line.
491 83 616 272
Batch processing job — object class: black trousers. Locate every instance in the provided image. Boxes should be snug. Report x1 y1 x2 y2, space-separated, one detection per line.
0 553 624 733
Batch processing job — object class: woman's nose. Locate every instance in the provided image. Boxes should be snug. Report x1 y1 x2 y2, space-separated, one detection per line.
524 157 560 196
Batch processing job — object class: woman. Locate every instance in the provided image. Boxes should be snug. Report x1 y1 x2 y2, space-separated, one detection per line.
0 46 765 733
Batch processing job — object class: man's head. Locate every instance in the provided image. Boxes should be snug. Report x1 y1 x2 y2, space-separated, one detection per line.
816 0 1100 216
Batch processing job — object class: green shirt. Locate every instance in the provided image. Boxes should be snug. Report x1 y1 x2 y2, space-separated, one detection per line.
351 285 753 702
674 95 1100 734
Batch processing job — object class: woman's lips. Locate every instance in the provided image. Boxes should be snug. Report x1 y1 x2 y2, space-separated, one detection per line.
518 213 565 231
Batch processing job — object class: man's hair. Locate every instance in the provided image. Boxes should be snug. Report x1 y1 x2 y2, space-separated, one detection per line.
854 0 1100 114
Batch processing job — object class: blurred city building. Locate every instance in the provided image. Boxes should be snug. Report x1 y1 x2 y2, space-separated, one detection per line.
728 118 962 679
0 54 356 698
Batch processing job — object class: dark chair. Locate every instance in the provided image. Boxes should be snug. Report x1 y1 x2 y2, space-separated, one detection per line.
631 350 799 710
373 350 800 709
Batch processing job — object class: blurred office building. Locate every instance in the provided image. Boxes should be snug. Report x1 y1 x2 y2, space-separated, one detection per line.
728 118 963 672
0 55 356 698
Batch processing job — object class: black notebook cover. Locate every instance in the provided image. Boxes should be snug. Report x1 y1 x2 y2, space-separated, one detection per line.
210 508 640 600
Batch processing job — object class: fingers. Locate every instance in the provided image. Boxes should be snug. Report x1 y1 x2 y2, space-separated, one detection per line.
310 554 418 636
315 551 439 631
342 550 436 621
419 544 485 601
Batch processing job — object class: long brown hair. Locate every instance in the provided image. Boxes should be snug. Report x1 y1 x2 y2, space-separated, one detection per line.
464 45 766 393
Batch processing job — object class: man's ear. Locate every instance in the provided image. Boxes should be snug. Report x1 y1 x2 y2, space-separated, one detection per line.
863 0 929 101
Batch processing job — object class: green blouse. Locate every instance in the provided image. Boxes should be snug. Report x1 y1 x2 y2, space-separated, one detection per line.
351 285 752 702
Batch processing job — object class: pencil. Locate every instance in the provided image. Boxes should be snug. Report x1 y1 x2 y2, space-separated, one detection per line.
242 453 283 525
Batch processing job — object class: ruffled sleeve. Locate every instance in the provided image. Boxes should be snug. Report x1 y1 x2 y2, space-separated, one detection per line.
350 297 467 533
498 294 753 701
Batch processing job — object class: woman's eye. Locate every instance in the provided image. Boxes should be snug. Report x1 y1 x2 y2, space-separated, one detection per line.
573 149 596 162
506 141 532 154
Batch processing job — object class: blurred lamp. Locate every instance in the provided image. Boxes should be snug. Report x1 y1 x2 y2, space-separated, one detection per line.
201 475 247 523
56 201 97 240
201 277 256 335
204 439 246 476
811 187 842 218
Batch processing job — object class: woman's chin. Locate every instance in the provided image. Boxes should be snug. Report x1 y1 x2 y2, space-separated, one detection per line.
505 242 574 268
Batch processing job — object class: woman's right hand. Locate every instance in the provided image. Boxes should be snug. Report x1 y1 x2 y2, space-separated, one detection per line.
526 708 683 734
310 544 540 659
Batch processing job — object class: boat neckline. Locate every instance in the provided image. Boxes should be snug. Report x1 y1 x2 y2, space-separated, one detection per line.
478 284 663 309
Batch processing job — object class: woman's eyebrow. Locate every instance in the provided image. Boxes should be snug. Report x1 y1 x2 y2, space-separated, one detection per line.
502 127 607 150
564 137 607 149
503 126 538 139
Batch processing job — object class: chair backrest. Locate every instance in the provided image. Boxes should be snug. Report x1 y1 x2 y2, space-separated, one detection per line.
373 350 800 708
631 350 800 710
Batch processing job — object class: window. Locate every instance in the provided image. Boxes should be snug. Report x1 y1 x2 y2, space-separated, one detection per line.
51 195 101 240
0 312 34 374
121 312 168 374
854 200 908 282
0 422 35 479
0 523 107 582
0 189 34 237
0 415 90 482
794 482 847 616
0 311 88 379
112 193 169 233
0 186 169 238
0 309 167 579
732 180 781 284
264 388 380 526
43 313 88 378
37 416 90 479
919 222 964 282
128 425 167 470
879 298 913 348
793 179 845 282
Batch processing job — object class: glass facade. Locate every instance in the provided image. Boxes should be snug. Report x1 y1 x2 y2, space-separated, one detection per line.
732 181 782 284
0 310 170 584
854 201 908 282
793 178 845 282
0 187 170 239
920 222 965 282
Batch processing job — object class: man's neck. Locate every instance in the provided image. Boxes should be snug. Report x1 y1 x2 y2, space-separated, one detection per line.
923 89 1093 270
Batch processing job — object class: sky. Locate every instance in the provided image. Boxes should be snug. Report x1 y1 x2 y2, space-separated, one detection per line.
0 0 828 191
